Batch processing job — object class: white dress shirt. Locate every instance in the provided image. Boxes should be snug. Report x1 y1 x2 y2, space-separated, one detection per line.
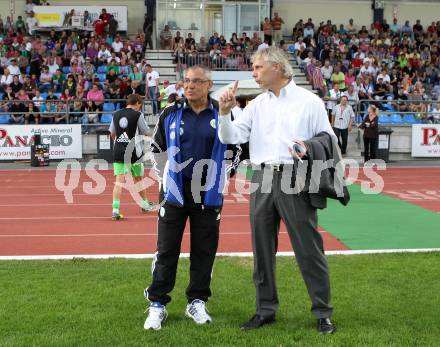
218 80 335 165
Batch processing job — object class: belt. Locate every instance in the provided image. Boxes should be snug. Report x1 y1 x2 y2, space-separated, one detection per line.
260 163 285 172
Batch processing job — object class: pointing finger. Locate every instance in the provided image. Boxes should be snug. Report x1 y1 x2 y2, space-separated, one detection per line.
232 80 239 94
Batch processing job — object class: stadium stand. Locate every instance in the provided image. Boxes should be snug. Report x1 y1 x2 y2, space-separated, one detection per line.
0 1 439 128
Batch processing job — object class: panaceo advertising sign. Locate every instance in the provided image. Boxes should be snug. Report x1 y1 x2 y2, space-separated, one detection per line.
0 125 82 160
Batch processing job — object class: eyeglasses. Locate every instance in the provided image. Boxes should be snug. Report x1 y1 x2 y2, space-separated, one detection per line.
183 78 210 85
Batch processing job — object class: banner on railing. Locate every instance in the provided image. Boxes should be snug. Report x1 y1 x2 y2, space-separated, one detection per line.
411 124 440 157
0 125 82 160
33 5 128 31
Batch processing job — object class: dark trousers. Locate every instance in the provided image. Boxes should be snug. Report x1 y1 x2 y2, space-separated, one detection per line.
250 168 333 319
333 127 348 154
146 202 221 305
363 137 377 162
263 34 272 46
143 34 153 50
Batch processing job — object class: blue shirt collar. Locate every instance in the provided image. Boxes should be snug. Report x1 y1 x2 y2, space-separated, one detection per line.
183 97 215 111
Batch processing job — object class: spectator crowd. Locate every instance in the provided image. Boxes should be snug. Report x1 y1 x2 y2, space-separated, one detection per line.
1 3 439 126
292 17 440 123
0 3 176 125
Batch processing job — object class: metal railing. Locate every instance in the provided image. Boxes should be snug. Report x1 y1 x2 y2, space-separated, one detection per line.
326 99 440 149
175 52 253 72
0 99 160 132
354 99 440 125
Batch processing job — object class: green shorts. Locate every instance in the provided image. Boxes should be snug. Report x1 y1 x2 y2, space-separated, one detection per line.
113 162 144 177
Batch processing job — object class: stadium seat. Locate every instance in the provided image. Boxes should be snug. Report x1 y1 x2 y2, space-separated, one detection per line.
103 103 115 112
100 114 113 123
382 103 395 112
25 66 31 75
378 114 391 124
54 92 62 98
390 113 403 124
97 65 107 74
402 114 418 124
0 114 11 124
115 103 121 111
97 73 107 82
0 92 4 100
40 92 48 100
62 66 71 75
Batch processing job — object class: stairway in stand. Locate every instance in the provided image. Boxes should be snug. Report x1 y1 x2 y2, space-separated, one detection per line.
144 49 178 84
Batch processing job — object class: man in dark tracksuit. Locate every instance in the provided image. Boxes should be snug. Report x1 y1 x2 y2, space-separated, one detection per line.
143 66 241 330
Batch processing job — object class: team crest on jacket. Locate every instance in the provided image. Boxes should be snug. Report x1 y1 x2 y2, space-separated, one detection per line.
119 117 128 129
210 119 216 129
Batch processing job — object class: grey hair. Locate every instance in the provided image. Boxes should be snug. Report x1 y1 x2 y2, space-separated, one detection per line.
251 47 294 79
183 65 212 80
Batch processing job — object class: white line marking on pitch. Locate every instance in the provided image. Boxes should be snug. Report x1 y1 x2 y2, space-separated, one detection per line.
0 214 250 221
0 203 143 207
0 231 327 238
1 248 439 260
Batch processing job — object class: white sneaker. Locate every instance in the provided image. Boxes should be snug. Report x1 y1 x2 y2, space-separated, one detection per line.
144 302 168 330
185 299 212 324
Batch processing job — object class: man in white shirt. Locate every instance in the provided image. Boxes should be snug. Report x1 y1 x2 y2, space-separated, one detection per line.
7 59 21 77
320 60 333 86
145 64 160 115
165 80 184 98
359 61 376 77
32 90 44 109
324 82 342 121
294 37 306 53
257 39 270 51
331 95 355 155
48 58 59 75
376 69 390 84
25 0 34 16
111 36 124 53
346 18 357 35
26 12 38 35
97 45 111 64
343 84 360 109
218 47 336 335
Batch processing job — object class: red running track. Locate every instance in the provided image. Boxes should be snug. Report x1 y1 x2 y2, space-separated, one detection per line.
0 169 347 256
351 167 440 213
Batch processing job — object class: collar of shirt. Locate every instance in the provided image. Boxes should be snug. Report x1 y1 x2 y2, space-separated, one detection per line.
183 97 215 112
267 79 296 99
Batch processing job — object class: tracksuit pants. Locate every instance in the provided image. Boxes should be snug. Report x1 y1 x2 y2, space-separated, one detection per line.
146 202 221 305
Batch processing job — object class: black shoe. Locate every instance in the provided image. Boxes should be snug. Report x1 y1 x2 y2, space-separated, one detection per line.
317 318 336 334
240 314 275 331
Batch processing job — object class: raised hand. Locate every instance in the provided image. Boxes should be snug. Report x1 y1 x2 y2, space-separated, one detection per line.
219 80 239 116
